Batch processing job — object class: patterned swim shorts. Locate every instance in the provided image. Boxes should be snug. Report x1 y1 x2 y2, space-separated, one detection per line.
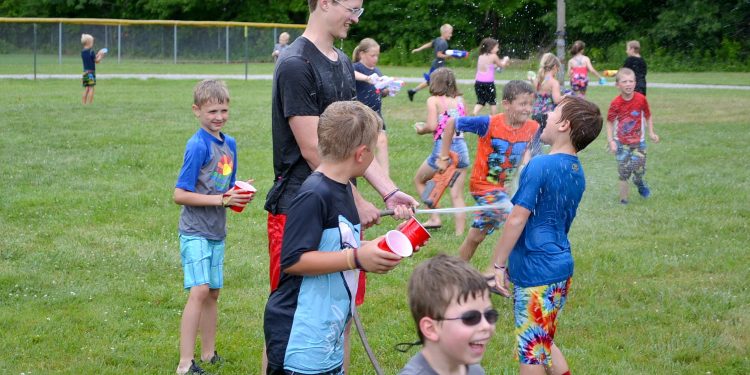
513 278 571 366
82 71 96 87
470 190 512 235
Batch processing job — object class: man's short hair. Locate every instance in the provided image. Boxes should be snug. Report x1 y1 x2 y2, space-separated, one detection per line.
408 254 489 342
193 79 230 106
318 101 382 161
558 96 603 152
502 80 534 102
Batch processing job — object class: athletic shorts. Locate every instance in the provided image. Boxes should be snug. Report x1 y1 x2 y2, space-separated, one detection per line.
82 71 96 87
470 190 512 235
474 81 497 106
180 234 224 290
513 278 571 366
426 137 470 170
267 212 287 292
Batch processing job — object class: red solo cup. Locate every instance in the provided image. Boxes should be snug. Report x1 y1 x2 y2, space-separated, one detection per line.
399 216 430 252
377 230 413 258
227 181 256 213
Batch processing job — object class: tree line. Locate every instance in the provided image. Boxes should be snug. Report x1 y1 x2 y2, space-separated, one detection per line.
2 0 748 71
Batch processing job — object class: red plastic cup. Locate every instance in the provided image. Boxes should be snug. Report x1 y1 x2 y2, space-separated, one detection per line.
399 216 431 252
377 230 413 258
227 181 256 213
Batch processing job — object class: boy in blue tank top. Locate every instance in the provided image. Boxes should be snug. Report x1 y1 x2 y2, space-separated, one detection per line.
489 96 602 375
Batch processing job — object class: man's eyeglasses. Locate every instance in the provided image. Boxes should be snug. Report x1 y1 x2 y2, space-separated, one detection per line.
333 0 364 18
440 309 499 326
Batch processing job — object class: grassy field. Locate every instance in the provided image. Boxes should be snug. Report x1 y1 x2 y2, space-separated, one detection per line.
1 73 749 374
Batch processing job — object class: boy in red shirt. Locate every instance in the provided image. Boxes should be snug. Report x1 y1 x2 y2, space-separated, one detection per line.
606 67 660 204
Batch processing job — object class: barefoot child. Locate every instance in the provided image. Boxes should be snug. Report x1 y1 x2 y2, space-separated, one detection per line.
80 33 106 105
413 68 469 235
567 40 605 98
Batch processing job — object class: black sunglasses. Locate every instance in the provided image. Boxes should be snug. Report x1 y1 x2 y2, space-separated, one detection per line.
440 309 499 326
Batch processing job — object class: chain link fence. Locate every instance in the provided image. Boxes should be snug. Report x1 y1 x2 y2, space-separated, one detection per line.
0 18 305 75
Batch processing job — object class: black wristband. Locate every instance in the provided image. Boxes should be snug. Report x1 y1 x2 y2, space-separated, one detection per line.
382 188 400 203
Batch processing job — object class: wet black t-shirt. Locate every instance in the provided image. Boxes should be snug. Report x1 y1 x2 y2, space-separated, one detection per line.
265 37 357 214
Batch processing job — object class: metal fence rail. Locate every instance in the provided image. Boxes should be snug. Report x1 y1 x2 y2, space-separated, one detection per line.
0 17 305 78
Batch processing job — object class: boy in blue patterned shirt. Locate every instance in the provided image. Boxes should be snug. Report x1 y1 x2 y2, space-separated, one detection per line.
174 80 254 375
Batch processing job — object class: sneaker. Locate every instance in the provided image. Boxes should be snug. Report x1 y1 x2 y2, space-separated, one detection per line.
637 184 651 198
187 360 209 375
407 89 416 102
204 351 223 365
620 199 629 205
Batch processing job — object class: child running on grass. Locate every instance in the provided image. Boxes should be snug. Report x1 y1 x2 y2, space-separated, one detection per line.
399 254 496 374
436 80 539 263
606 67 660 204
173 80 255 375
567 40 605 98
264 101 410 375
407 24 454 102
472 37 510 116
413 67 469 235
489 96 602 375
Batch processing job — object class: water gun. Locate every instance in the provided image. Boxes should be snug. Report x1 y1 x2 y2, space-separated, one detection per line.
373 76 404 96
598 77 607 85
602 69 618 77
445 49 469 59
421 152 461 209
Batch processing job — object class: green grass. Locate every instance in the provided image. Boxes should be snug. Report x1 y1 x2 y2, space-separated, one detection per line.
1 74 749 374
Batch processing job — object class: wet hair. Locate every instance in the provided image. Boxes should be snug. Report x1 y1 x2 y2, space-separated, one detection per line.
428 68 462 97
81 34 93 47
502 80 534 102
537 52 562 90
193 79 230 106
569 40 585 56
615 67 635 83
308 0 316 12
478 37 499 55
352 38 379 62
558 96 603 152
318 101 381 161
408 254 490 342
627 40 641 54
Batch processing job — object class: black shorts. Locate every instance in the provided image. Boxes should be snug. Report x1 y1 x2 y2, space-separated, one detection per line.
474 81 496 105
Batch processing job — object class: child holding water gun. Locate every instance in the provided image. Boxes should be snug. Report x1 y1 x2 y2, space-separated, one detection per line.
473 37 510 116
407 24 454 102
530 53 564 156
567 40 605 98
80 33 106 105
353 38 395 176
413 68 469 235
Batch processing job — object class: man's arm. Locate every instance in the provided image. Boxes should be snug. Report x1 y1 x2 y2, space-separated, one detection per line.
289 115 322 170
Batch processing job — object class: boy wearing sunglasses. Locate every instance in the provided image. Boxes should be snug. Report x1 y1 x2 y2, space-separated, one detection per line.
400 254 496 374
489 97 603 375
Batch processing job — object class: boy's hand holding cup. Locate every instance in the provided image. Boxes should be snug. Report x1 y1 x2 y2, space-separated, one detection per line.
223 180 256 213
358 238 402 274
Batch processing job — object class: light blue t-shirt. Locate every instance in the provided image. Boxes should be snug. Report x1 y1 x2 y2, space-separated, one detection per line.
507 153 584 287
